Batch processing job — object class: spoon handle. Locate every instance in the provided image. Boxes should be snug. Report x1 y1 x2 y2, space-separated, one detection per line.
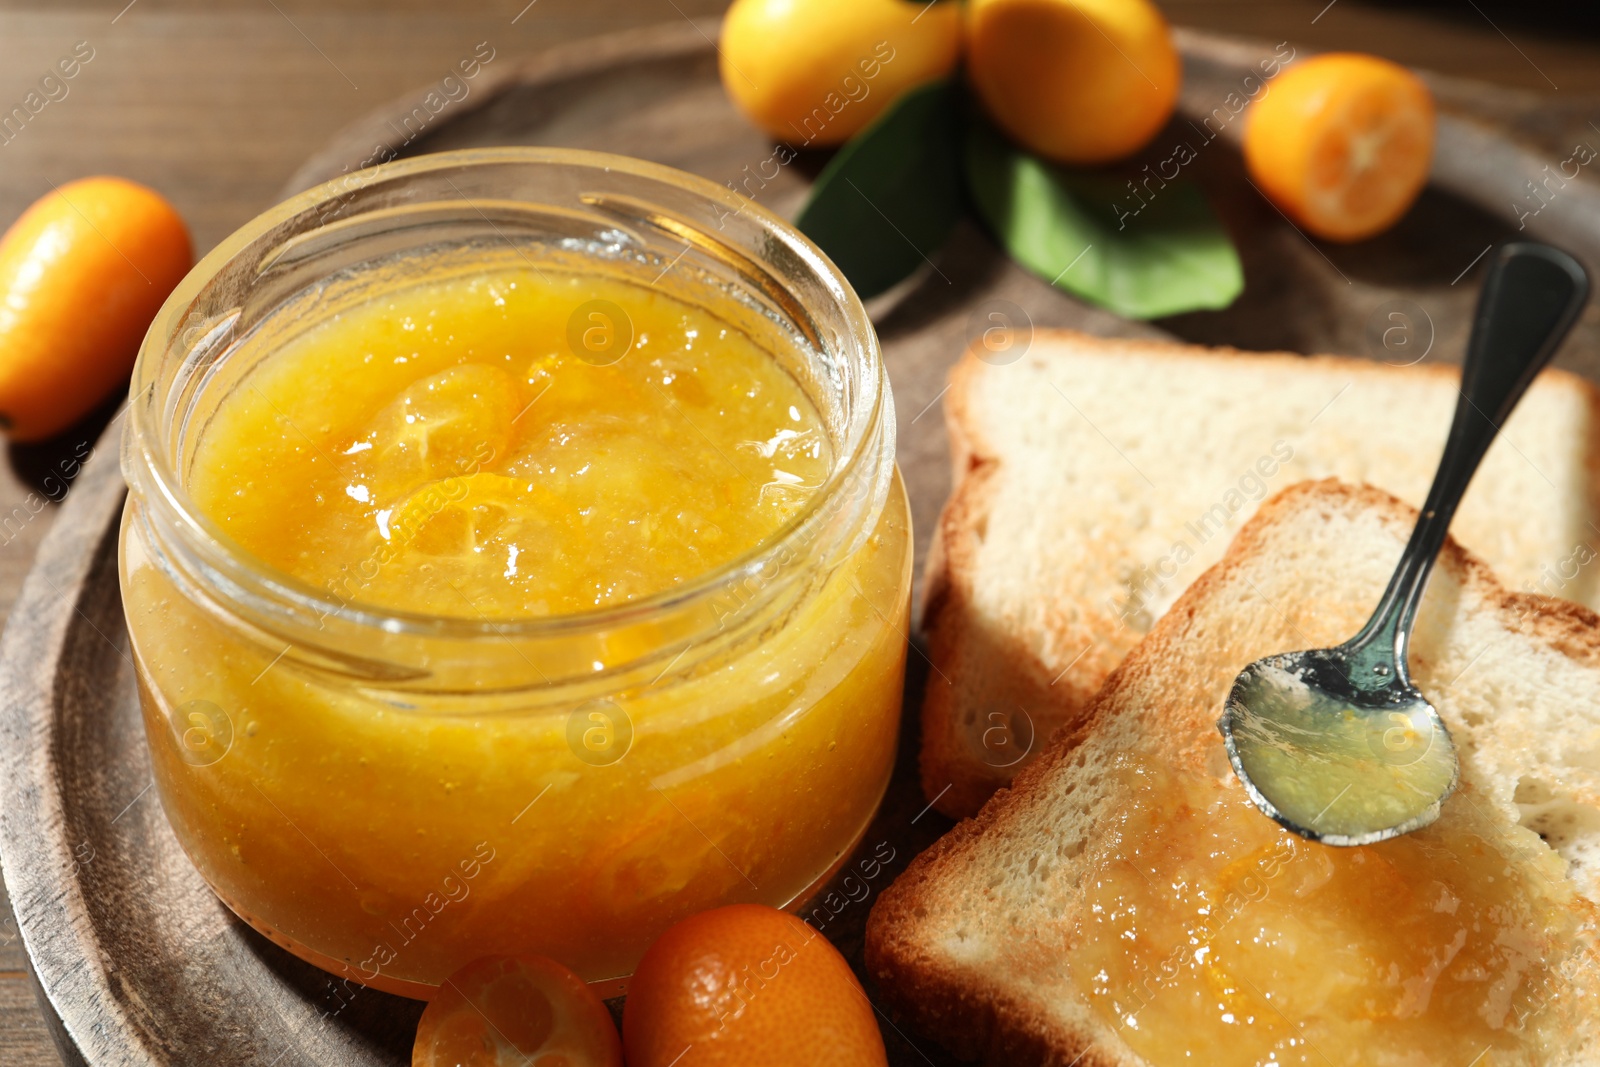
1351 242 1590 675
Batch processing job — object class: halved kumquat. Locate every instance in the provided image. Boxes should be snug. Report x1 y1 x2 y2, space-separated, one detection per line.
1243 52 1436 242
412 954 622 1067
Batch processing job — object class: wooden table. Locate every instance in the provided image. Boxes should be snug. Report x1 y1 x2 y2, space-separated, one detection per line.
1 1 1597 1061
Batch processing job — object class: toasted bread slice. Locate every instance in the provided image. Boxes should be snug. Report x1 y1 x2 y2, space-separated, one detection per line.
922 331 1600 818
872 480 1600 1066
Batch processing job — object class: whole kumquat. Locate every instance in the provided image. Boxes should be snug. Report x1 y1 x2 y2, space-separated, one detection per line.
1243 52 1436 242
965 0 1182 165
719 0 962 147
0 176 191 440
412 954 622 1067
623 904 888 1067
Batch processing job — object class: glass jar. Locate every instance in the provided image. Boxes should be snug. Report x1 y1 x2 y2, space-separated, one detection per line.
119 148 909 998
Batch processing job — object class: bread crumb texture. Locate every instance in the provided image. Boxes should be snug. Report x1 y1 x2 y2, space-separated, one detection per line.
920 331 1600 819
876 479 1600 1067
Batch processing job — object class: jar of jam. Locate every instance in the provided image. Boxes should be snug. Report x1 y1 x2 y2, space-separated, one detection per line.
119 148 909 997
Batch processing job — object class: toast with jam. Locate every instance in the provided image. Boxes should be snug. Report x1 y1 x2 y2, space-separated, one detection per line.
873 479 1600 1066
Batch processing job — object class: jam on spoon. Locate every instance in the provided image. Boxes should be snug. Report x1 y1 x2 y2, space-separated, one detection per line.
1219 241 1590 845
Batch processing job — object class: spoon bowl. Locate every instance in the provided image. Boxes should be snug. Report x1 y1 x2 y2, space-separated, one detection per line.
1219 241 1589 845
1221 647 1457 845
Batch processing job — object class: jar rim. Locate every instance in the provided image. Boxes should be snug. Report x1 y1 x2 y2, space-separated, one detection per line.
126 147 891 642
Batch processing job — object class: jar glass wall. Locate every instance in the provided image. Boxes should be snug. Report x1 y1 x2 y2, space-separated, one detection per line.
119 149 910 998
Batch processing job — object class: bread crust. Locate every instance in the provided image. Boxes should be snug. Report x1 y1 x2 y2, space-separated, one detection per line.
881 478 1600 1067
918 330 1600 819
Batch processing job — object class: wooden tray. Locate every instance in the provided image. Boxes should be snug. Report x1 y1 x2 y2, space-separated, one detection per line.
7 19 1600 1067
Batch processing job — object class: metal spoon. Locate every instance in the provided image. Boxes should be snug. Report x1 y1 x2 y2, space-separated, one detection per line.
1219 241 1590 846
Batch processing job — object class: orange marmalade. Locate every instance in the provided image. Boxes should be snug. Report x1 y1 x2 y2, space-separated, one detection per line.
121 255 910 996
188 270 833 615
1072 758 1593 1066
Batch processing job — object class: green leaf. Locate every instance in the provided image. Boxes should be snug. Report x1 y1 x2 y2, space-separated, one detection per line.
963 116 1243 319
796 79 963 300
